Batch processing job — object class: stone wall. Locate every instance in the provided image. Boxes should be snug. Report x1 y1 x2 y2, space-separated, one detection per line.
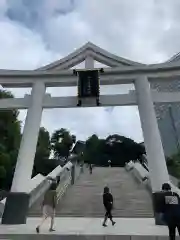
150 79 180 157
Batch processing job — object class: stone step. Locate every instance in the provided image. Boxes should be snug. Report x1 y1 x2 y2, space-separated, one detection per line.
29 167 153 218
0 235 173 240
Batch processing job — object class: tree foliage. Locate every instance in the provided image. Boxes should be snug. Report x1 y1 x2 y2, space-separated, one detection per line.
32 127 51 177
167 150 180 179
82 134 145 167
0 90 21 189
51 128 76 159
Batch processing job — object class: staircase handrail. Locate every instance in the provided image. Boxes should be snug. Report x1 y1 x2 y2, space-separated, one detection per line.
136 155 180 195
29 161 73 207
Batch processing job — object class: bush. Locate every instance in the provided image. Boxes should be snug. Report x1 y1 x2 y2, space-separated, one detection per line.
167 150 180 179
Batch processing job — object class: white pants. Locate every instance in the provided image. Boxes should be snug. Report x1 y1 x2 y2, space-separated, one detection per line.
43 205 55 218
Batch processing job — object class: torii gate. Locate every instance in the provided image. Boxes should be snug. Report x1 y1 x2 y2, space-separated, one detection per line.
1 42 180 224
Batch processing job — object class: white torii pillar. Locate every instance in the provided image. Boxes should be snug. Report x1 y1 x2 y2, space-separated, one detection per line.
135 75 169 193
135 76 170 225
2 81 45 224
11 81 46 192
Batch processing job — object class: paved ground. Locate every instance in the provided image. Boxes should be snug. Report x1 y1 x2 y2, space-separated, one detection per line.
29 167 153 217
0 217 170 238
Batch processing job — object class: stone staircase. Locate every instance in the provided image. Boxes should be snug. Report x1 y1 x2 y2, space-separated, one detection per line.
29 167 153 218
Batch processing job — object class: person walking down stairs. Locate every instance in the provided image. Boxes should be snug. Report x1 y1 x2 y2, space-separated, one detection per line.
102 186 116 227
36 178 57 233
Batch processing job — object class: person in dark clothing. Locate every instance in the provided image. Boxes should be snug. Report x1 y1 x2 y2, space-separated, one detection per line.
102 186 116 227
56 176 60 185
161 183 180 240
89 164 92 174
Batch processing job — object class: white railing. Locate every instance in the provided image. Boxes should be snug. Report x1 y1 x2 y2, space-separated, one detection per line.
55 162 85 203
29 161 73 207
0 161 84 217
125 161 151 191
56 174 72 202
126 160 180 195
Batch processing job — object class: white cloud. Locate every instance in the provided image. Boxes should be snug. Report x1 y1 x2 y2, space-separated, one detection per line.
2 0 180 142
0 19 60 70
41 106 143 142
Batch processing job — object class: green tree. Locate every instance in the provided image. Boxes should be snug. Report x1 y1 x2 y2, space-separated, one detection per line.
167 150 180 179
0 90 21 190
51 128 76 159
81 134 145 167
83 134 97 163
32 127 51 177
105 135 145 166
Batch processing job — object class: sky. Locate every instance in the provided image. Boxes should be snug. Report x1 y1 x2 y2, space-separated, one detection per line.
0 0 180 142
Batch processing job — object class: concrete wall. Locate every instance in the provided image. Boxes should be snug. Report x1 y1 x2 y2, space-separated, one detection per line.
156 103 180 157
150 79 180 157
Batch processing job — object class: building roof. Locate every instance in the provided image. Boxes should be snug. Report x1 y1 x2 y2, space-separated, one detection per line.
167 52 180 63
37 41 180 71
71 140 86 154
37 42 144 71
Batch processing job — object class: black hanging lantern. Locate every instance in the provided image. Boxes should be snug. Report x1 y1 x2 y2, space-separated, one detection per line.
74 69 103 106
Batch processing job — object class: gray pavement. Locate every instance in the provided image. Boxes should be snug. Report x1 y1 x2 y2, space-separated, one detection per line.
0 217 171 239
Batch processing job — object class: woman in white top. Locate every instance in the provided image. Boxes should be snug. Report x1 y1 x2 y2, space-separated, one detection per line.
36 179 57 233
